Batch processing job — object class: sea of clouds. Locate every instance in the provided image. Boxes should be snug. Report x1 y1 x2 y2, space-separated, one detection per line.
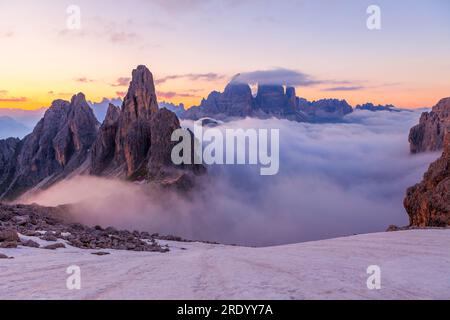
22 109 439 247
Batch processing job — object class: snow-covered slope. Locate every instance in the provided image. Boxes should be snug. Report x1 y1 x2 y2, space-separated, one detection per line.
1 230 449 300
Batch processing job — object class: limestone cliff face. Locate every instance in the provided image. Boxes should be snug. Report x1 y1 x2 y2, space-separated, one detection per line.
90 65 205 187
115 65 159 175
0 65 204 200
409 98 450 153
404 131 450 227
183 82 309 122
90 104 121 175
298 99 353 121
0 94 99 200
0 138 21 194
183 83 254 120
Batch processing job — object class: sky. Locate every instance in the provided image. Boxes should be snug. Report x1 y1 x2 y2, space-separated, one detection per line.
0 0 449 110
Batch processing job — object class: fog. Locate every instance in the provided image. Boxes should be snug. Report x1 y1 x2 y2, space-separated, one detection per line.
22 109 439 247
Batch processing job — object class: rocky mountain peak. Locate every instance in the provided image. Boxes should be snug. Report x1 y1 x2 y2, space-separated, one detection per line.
0 93 99 200
409 97 450 153
104 103 121 125
124 65 158 116
404 128 450 227
115 65 159 174
90 65 205 186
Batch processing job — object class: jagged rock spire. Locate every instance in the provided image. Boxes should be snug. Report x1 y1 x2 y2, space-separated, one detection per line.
115 65 159 175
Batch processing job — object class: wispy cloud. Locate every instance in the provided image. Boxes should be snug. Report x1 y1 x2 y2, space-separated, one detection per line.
109 31 138 43
74 77 94 83
110 77 131 87
0 90 27 102
157 91 198 99
58 19 139 44
1 31 14 38
155 73 225 85
0 96 28 103
150 0 207 13
322 86 365 92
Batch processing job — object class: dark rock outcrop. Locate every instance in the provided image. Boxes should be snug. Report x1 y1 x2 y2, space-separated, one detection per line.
184 82 254 120
115 65 159 176
182 83 354 122
0 94 99 200
298 99 353 122
0 138 21 195
409 98 450 153
355 103 400 112
159 101 186 117
183 82 309 122
90 104 121 175
0 203 168 252
404 131 450 227
90 65 205 186
0 65 204 200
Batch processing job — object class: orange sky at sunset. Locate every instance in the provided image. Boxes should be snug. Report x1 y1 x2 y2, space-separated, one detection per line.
0 0 449 111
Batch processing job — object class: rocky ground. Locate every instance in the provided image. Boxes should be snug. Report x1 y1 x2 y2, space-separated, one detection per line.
0 203 169 255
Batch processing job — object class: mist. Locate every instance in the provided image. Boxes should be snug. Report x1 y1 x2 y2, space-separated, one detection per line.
21 109 439 247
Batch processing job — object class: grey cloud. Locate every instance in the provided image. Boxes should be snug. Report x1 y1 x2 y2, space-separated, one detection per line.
111 77 131 87
155 73 225 85
322 86 365 92
232 68 322 87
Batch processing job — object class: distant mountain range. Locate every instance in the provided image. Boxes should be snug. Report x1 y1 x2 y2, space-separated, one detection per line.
88 98 123 122
0 116 31 139
178 82 406 123
159 101 186 118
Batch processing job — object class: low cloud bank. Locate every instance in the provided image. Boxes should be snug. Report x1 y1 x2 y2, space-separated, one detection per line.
22 110 438 246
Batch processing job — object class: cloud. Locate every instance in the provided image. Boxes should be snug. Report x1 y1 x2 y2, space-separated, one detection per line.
232 68 322 87
1 31 14 38
157 91 198 99
149 0 262 14
155 73 225 85
22 109 438 247
150 0 208 13
58 19 139 44
322 86 365 92
0 90 9 96
110 77 131 87
74 77 94 83
0 96 28 103
109 31 138 43
116 91 127 98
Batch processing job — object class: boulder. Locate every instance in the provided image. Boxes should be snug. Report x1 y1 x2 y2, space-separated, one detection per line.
0 229 19 242
43 243 66 250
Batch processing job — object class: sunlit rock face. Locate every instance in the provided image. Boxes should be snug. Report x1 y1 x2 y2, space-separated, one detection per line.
90 104 121 176
0 94 99 200
183 82 310 122
0 65 205 200
90 65 205 188
405 131 450 227
298 99 353 122
114 65 159 176
409 98 450 154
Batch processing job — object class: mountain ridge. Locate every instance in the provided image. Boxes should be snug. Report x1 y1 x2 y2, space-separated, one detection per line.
0 66 205 201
